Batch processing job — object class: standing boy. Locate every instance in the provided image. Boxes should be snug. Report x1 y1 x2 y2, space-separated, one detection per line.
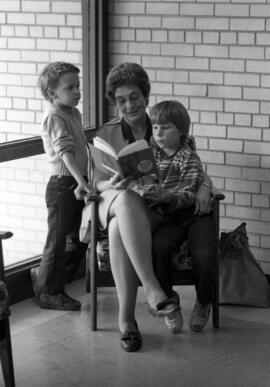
31 62 91 311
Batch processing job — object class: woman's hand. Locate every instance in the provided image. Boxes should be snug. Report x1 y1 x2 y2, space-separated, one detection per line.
74 181 91 200
143 186 170 205
108 172 132 190
194 184 212 215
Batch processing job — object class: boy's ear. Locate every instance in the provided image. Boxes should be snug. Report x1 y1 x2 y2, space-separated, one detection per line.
47 87 56 100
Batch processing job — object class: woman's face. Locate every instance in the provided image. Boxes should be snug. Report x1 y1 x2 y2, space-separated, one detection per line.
114 85 147 127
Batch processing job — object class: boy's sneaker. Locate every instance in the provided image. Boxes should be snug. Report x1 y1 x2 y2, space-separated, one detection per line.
189 300 211 332
39 292 81 311
164 309 183 334
164 290 183 334
30 267 41 299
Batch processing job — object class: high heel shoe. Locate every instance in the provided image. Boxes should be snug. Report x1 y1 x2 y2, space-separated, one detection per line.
120 321 142 352
145 298 180 318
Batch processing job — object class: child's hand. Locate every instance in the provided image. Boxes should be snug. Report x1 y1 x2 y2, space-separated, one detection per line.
74 181 91 200
143 186 170 205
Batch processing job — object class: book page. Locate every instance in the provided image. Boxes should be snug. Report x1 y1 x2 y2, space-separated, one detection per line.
93 136 117 158
117 139 148 157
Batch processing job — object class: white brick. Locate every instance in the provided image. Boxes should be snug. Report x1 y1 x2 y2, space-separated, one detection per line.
8 38 35 49
114 2 145 14
208 85 241 99
151 82 172 95
130 16 161 28
225 73 259 86
235 193 251 206
0 49 20 61
191 71 223 85
60 27 73 39
36 14 65 26
226 205 260 221
7 86 34 98
156 70 188 83
13 98 27 109
1 26 14 36
230 46 264 59
196 18 229 30
152 30 167 42
142 55 174 68
196 45 228 58
0 1 20 11
175 84 207 97
110 15 129 28
225 100 259 114
244 141 270 155
261 156 270 168
168 31 185 42
217 113 234 125
8 13 35 24
242 167 270 182
200 111 216 124
129 42 160 55
44 27 58 38
190 97 222 112
37 39 66 50
253 115 269 128
251 4 270 17
252 194 269 208
245 87 270 101
208 164 242 179
231 19 264 31
193 124 226 138
0 98 12 108
247 60 270 74
228 126 261 141
21 50 49 62
14 26 28 37
0 74 21 85
216 4 249 17
209 138 242 152
225 178 260 194
147 2 178 15
176 57 209 70
238 33 255 45
22 1 50 12
181 3 213 16
8 62 36 74
186 31 201 43
263 129 270 141
52 1 81 13
74 28 81 39
7 109 35 122
67 15 82 26
198 151 224 164
162 17 194 30
235 114 251 126
162 43 193 56
50 51 81 63
211 59 244 72
220 32 237 45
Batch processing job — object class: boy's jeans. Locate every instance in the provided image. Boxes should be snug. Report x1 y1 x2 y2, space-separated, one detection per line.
38 176 88 294
152 209 217 305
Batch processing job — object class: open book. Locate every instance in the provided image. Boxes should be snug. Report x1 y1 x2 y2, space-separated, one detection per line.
89 137 157 179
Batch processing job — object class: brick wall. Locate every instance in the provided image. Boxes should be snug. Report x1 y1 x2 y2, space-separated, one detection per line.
0 0 82 264
108 0 270 274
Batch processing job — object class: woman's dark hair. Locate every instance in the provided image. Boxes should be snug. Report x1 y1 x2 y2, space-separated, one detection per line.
105 62 151 104
150 100 191 141
38 61 80 102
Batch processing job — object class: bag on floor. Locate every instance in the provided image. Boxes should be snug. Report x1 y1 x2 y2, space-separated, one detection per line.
219 222 270 307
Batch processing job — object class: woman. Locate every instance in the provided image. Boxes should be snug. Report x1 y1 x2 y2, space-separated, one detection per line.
92 63 213 351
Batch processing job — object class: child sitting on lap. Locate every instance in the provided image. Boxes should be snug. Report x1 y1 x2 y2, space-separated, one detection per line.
143 100 217 334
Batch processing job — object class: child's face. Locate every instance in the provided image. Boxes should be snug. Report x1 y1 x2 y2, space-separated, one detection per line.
114 85 147 127
49 72 81 108
152 122 182 155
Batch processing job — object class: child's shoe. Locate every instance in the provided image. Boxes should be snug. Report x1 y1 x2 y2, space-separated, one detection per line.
39 292 81 311
189 300 211 332
164 309 183 334
164 290 183 334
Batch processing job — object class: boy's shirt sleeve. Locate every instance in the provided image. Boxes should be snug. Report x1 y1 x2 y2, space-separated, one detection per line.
169 151 203 210
44 114 74 157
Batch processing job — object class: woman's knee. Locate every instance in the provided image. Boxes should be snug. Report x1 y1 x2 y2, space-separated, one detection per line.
113 189 144 212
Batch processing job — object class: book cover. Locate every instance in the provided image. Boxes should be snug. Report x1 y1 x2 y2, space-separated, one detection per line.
89 137 157 179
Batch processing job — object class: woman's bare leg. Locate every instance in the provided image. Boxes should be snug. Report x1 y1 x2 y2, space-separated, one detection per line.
109 217 138 333
108 189 168 308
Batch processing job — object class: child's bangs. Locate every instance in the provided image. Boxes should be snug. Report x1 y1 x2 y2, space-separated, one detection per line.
150 105 170 125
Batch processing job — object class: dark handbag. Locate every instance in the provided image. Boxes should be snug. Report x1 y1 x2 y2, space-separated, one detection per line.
219 222 270 307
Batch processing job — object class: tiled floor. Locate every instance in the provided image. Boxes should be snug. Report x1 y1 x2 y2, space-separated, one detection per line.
5 279 270 387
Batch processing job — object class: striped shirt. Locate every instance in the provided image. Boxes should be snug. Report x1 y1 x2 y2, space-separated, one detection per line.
145 141 204 212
